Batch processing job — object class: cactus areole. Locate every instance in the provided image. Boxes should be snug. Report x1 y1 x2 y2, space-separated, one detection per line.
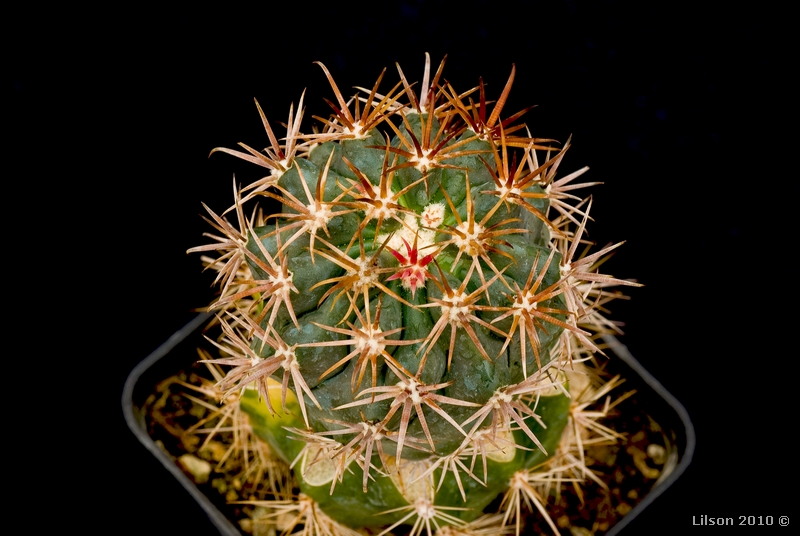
190 54 640 533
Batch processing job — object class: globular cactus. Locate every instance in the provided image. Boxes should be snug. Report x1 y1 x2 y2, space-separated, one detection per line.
190 54 641 535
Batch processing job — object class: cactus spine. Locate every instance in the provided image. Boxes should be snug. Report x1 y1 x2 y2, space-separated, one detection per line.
190 54 640 534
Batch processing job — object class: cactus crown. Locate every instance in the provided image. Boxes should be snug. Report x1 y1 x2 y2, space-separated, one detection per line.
190 54 640 532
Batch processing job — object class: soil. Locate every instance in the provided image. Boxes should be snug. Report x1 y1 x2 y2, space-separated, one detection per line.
141 358 675 535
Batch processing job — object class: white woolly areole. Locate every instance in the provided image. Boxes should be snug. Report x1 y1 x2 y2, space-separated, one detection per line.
351 257 379 289
420 202 445 228
354 326 386 355
361 421 384 442
410 150 433 172
509 470 528 489
344 122 368 139
269 158 291 179
270 269 294 289
276 346 297 369
491 390 513 409
514 291 540 314
414 498 437 519
440 291 470 325
397 378 423 405
378 211 437 254
452 220 486 256
307 203 335 233
364 200 397 223
497 183 522 200
403 212 420 231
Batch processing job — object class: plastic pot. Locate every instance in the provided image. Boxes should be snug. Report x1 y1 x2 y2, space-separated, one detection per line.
123 313 694 535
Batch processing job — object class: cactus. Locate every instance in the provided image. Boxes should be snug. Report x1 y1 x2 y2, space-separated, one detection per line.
189 54 641 535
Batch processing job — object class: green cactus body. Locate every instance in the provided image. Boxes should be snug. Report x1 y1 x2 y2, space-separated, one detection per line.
192 54 640 533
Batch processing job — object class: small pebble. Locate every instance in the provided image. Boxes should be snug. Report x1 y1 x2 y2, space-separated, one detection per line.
616 502 632 516
212 478 227 493
647 443 666 464
178 454 212 484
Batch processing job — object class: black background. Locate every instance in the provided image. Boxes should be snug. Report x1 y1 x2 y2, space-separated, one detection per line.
10 1 795 533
